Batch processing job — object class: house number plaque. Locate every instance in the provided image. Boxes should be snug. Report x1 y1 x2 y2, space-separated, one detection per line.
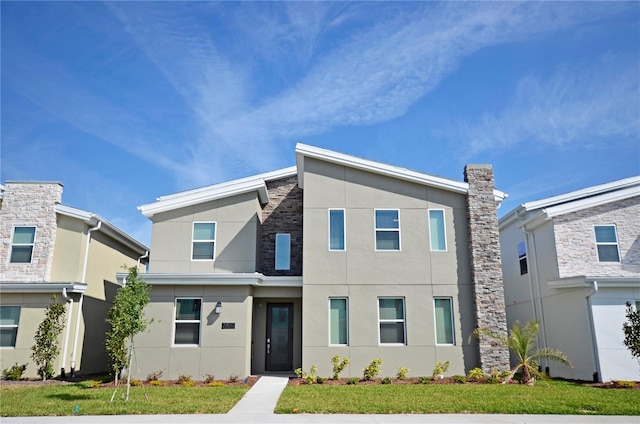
222 323 236 329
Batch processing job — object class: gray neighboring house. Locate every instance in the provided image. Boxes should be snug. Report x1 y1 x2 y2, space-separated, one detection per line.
499 177 640 382
132 143 510 380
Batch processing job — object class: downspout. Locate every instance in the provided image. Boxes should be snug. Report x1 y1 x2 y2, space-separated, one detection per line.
60 287 74 378
523 228 550 363
137 250 149 271
71 220 101 376
585 281 601 382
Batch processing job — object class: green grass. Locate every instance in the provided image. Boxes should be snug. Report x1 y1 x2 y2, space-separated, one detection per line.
0 382 249 416
276 380 640 415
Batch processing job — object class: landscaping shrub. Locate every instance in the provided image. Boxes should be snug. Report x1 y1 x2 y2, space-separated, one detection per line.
432 360 450 379
615 380 635 388
396 366 409 380
363 358 382 381
2 363 27 381
146 370 163 381
331 355 350 380
453 375 466 384
381 377 392 384
295 365 318 384
467 367 484 381
228 373 240 382
209 381 225 387
204 374 216 384
130 379 143 386
419 376 432 384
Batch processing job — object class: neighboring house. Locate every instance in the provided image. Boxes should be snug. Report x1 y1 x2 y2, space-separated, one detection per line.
0 182 149 378
499 177 640 382
132 143 510 380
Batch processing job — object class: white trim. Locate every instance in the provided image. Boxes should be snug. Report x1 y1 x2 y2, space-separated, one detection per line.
374 209 401 252
9 226 37 264
0 305 21 348
191 221 216 261
0 282 87 293
377 297 406 346
593 225 621 263
119 273 303 288
328 209 346 251
428 209 447 252
173 297 203 347
433 297 455 346
549 276 640 289
328 297 349 346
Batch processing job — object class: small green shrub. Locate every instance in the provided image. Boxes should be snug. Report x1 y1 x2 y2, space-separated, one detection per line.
396 366 409 380
204 374 215 384
149 380 166 386
2 363 27 381
295 365 318 384
467 367 484 381
615 380 635 388
209 381 225 387
182 380 195 387
146 370 163 381
346 377 359 385
381 376 392 384
228 373 240 382
453 375 466 384
418 376 432 384
178 374 192 383
486 376 500 384
363 358 382 381
130 379 143 386
432 360 450 379
90 380 101 388
331 355 350 380
316 376 326 384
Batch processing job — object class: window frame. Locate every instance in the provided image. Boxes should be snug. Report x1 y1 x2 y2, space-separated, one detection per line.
593 225 621 262
9 226 37 264
428 209 447 252
374 209 401 251
328 297 349 346
172 298 202 347
434 297 455 345
377 297 406 346
328 209 346 251
191 222 216 261
518 241 528 275
0 305 21 348
275 233 291 270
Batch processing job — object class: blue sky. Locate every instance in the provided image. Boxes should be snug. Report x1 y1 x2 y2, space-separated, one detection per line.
2 1 638 247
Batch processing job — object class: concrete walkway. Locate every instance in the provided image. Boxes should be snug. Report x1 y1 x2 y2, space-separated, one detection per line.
227 375 289 415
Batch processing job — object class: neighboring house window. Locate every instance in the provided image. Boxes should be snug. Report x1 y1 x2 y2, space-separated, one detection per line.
375 209 400 251
635 300 640 311
329 298 348 345
378 297 405 344
434 298 455 345
594 225 620 262
518 241 528 275
0 306 21 348
192 222 216 260
10 226 36 263
329 209 346 251
428 210 447 251
174 298 201 345
275 233 291 270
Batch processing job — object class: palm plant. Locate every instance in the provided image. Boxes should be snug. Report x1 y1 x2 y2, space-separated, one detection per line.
473 320 573 385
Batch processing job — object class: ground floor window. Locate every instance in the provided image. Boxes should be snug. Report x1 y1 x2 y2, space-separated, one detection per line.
434 297 454 344
0 306 21 347
329 298 348 345
378 297 405 344
174 298 201 345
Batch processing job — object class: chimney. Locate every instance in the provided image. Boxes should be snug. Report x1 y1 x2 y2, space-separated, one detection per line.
464 165 510 373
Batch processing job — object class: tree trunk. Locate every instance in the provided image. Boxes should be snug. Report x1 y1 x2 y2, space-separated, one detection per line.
125 341 133 401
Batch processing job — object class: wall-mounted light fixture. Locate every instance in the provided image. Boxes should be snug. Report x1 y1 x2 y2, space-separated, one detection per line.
215 301 222 314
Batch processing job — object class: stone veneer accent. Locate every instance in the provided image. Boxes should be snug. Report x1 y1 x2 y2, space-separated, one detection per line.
553 196 640 278
259 176 303 276
464 165 510 373
0 182 63 282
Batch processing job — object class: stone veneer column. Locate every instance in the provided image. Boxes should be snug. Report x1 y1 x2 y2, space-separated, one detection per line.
464 165 510 373
0 182 63 282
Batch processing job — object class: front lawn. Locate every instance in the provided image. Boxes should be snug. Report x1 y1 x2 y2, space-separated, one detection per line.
0 381 249 416
275 379 640 415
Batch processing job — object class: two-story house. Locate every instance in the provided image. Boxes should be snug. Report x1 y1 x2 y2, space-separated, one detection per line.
132 143 510 380
499 177 640 382
0 182 149 378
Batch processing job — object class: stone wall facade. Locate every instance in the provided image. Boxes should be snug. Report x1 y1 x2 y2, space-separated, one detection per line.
259 176 303 276
554 196 640 278
0 182 63 282
464 165 510 373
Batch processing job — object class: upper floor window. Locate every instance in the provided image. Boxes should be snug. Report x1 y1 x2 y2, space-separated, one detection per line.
10 226 36 263
375 209 400 251
594 225 620 262
428 210 447 251
378 297 406 345
518 241 528 275
174 298 201 345
0 306 21 347
329 209 345 251
329 297 348 345
192 222 216 260
275 233 291 270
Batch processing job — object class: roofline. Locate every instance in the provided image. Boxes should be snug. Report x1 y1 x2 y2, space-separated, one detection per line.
138 167 297 218
0 282 87 294
117 272 303 288
56 204 149 256
295 143 507 201
549 276 639 289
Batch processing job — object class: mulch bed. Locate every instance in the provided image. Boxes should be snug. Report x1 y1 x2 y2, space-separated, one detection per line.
1 375 259 388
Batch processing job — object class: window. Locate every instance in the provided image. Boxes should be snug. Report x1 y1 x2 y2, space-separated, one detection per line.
518 241 528 275
375 209 400 251
378 297 405 344
434 298 454 345
329 209 345 251
10 227 36 263
192 222 215 260
594 225 620 262
0 306 21 348
329 298 348 345
428 210 447 251
275 233 291 270
174 298 201 345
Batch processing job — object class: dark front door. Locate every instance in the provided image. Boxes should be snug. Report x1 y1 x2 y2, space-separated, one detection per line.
266 303 293 371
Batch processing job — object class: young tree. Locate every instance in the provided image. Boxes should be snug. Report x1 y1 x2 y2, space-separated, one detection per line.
105 266 151 399
31 295 66 380
622 302 640 363
473 320 573 385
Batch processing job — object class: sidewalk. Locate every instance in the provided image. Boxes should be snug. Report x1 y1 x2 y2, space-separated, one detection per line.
2 376 637 423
